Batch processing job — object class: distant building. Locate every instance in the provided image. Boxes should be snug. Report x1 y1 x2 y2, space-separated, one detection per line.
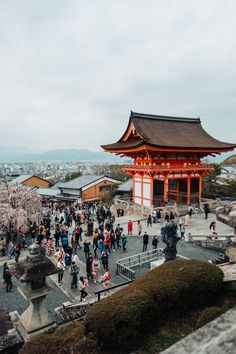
116 179 133 198
11 174 51 189
58 175 121 203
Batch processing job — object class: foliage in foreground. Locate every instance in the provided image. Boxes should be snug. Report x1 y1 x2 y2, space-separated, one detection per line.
85 259 223 350
196 306 225 328
21 260 224 354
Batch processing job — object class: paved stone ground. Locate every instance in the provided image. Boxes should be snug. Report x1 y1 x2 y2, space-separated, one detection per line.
0 211 232 310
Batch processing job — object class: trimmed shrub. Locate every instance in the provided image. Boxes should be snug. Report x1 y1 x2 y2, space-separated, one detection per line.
196 306 225 328
85 289 155 349
85 259 223 349
20 322 96 354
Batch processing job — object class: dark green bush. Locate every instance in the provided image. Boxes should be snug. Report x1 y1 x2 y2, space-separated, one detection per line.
20 322 95 354
85 289 155 349
196 306 225 328
85 259 223 349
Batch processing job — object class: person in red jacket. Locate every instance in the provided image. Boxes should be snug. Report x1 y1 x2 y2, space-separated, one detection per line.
127 220 133 235
104 232 111 254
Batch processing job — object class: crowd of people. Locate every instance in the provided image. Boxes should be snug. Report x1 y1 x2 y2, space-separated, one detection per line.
1 200 219 299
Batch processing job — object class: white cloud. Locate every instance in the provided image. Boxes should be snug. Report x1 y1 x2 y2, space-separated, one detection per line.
0 0 235 151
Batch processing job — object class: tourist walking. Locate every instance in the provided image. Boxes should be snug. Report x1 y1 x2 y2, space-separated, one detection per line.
57 260 65 285
101 250 109 270
110 227 116 251
164 212 170 223
100 267 111 288
143 232 149 252
4 264 13 292
121 234 127 252
179 224 186 240
147 215 152 227
210 221 218 238
93 228 99 257
170 211 175 221
86 253 93 280
14 244 21 263
71 234 77 254
156 209 161 223
115 224 122 249
70 261 79 289
188 204 193 217
152 235 159 249
79 276 88 302
92 257 100 283
137 220 142 236
204 204 210 219
104 232 111 254
127 220 133 235
83 239 91 259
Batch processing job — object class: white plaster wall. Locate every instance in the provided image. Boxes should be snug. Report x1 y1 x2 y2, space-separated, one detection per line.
135 181 142 197
143 183 150 199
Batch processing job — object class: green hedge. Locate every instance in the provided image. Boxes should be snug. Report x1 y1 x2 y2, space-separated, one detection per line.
20 322 96 354
85 289 155 348
196 306 225 328
85 259 224 349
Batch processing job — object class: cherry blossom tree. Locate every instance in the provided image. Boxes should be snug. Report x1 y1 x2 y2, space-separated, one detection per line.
0 181 43 234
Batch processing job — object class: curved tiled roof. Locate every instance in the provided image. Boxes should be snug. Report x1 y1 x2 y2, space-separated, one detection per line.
101 111 236 152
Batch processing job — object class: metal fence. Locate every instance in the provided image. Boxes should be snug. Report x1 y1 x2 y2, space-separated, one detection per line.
116 248 163 281
116 248 189 281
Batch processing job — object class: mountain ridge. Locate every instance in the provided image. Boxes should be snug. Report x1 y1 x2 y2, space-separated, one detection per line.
0 147 122 162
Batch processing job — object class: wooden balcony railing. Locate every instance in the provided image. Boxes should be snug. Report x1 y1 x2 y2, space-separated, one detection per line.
123 164 212 173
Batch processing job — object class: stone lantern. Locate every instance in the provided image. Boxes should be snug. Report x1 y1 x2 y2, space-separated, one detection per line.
12 243 59 337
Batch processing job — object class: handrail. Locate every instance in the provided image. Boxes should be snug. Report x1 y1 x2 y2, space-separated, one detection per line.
94 280 133 301
188 234 233 240
116 248 188 281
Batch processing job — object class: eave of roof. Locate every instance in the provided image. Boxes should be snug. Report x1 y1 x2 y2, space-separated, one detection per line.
101 111 236 152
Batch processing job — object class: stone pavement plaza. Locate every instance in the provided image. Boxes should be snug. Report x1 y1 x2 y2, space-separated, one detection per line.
0 211 233 320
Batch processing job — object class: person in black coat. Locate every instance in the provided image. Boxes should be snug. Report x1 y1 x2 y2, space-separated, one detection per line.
86 253 93 280
143 232 149 252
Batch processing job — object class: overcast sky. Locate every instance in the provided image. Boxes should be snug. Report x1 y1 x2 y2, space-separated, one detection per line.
0 1 236 151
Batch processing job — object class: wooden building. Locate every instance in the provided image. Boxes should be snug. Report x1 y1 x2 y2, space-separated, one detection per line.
11 174 51 189
102 111 236 208
58 175 121 203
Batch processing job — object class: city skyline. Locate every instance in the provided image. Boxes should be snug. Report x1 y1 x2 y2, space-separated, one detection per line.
0 1 236 151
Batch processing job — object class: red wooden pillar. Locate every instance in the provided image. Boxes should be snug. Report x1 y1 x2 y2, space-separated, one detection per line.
132 173 135 203
150 175 154 208
187 175 191 205
141 173 143 207
199 174 202 203
164 174 167 202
